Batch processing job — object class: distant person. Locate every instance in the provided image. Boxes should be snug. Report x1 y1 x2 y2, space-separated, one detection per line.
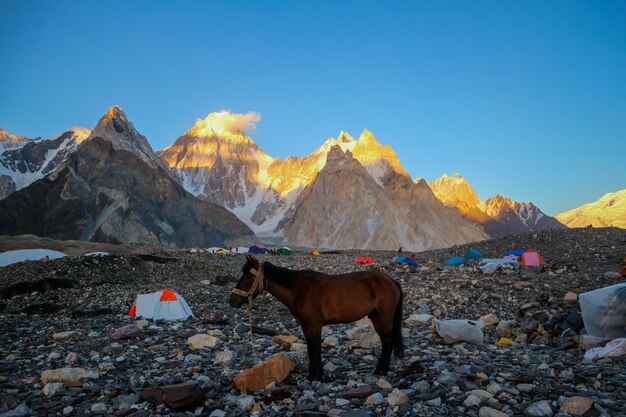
398 247 402 254
600 286 626 339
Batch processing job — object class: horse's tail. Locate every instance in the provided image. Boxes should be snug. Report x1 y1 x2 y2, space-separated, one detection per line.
392 281 404 359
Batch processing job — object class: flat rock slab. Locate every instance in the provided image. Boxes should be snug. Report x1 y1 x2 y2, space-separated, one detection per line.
234 353 295 392
142 381 205 409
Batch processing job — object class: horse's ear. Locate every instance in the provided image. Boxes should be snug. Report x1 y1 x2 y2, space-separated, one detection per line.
245 254 253 263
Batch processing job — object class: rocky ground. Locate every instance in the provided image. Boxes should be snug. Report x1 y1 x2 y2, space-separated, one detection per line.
0 227 625 417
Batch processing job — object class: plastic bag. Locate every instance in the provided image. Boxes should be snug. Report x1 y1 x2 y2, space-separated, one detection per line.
434 319 484 345
584 338 626 361
579 283 626 338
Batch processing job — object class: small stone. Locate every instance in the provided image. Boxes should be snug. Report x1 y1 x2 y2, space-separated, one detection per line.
62 406 73 415
479 406 508 417
525 400 554 417
470 389 493 401
486 381 501 395
324 362 336 373
480 313 499 326
214 350 234 366
47 352 61 361
604 271 621 279
387 388 409 407
91 403 108 415
464 394 481 407
423 397 440 406
52 331 75 342
40 367 99 385
272 335 300 345
323 336 339 346
187 334 219 350
497 320 515 338
237 395 255 411
577 335 610 349
5 353 17 361
411 380 431 393
365 392 384 405
563 292 578 301
64 352 78 365
290 343 307 352
335 398 350 406
559 396 593 416
42 382 65 397
517 383 534 393
377 377 392 390
110 324 144 340
495 337 515 347
404 313 434 326
513 281 533 290
209 410 226 417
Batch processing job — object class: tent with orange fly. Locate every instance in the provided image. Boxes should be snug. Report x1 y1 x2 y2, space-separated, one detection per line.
128 289 194 321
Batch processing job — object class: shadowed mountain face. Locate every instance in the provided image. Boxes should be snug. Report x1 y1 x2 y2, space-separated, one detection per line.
0 108 256 248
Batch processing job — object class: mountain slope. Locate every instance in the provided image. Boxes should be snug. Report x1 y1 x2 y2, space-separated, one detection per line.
428 173 566 237
484 194 566 235
159 118 435 241
0 127 91 198
0 107 256 247
556 189 626 228
280 147 488 250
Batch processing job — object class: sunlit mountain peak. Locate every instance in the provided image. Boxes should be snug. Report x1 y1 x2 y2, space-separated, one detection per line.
188 111 260 142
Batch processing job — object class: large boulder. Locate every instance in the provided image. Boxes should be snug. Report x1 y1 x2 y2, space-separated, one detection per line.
234 353 295 392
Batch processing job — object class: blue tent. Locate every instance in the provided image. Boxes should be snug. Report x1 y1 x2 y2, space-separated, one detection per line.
464 249 484 259
504 249 527 257
393 256 419 267
447 256 466 266
248 244 267 254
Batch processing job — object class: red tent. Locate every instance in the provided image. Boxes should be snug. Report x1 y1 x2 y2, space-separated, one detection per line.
520 250 542 267
356 257 376 264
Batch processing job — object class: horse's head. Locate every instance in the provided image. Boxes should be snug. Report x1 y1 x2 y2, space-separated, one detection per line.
229 254 264 308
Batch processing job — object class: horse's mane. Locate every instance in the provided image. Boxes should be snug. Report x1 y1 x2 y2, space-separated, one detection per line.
262 261 306 288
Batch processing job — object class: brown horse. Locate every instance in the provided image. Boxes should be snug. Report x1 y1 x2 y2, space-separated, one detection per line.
229 254 404 381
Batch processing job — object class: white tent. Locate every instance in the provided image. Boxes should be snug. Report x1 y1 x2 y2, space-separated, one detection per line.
128 289 194 321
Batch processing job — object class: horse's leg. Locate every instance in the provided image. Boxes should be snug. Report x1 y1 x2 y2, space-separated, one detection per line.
369 310 394 375
302 323 323 380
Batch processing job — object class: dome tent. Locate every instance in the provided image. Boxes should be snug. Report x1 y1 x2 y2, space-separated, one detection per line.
128 289 194 321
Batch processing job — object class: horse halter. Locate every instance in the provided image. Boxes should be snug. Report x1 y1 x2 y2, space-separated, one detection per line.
231 263 266 301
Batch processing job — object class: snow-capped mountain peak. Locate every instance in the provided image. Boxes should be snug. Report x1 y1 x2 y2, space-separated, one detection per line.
0 126 93 198
87 105 162 168
556 189 626 228
186 111 260 144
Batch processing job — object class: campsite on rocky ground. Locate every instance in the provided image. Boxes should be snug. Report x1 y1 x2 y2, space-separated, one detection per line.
0 227 625 417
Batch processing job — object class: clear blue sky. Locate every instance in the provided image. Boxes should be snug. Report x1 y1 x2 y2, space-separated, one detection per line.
1 1 625 215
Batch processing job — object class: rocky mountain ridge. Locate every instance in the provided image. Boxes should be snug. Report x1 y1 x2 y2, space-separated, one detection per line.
428 174 567 237
556 189 626 229
160 114 488 250
0 107 256 248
